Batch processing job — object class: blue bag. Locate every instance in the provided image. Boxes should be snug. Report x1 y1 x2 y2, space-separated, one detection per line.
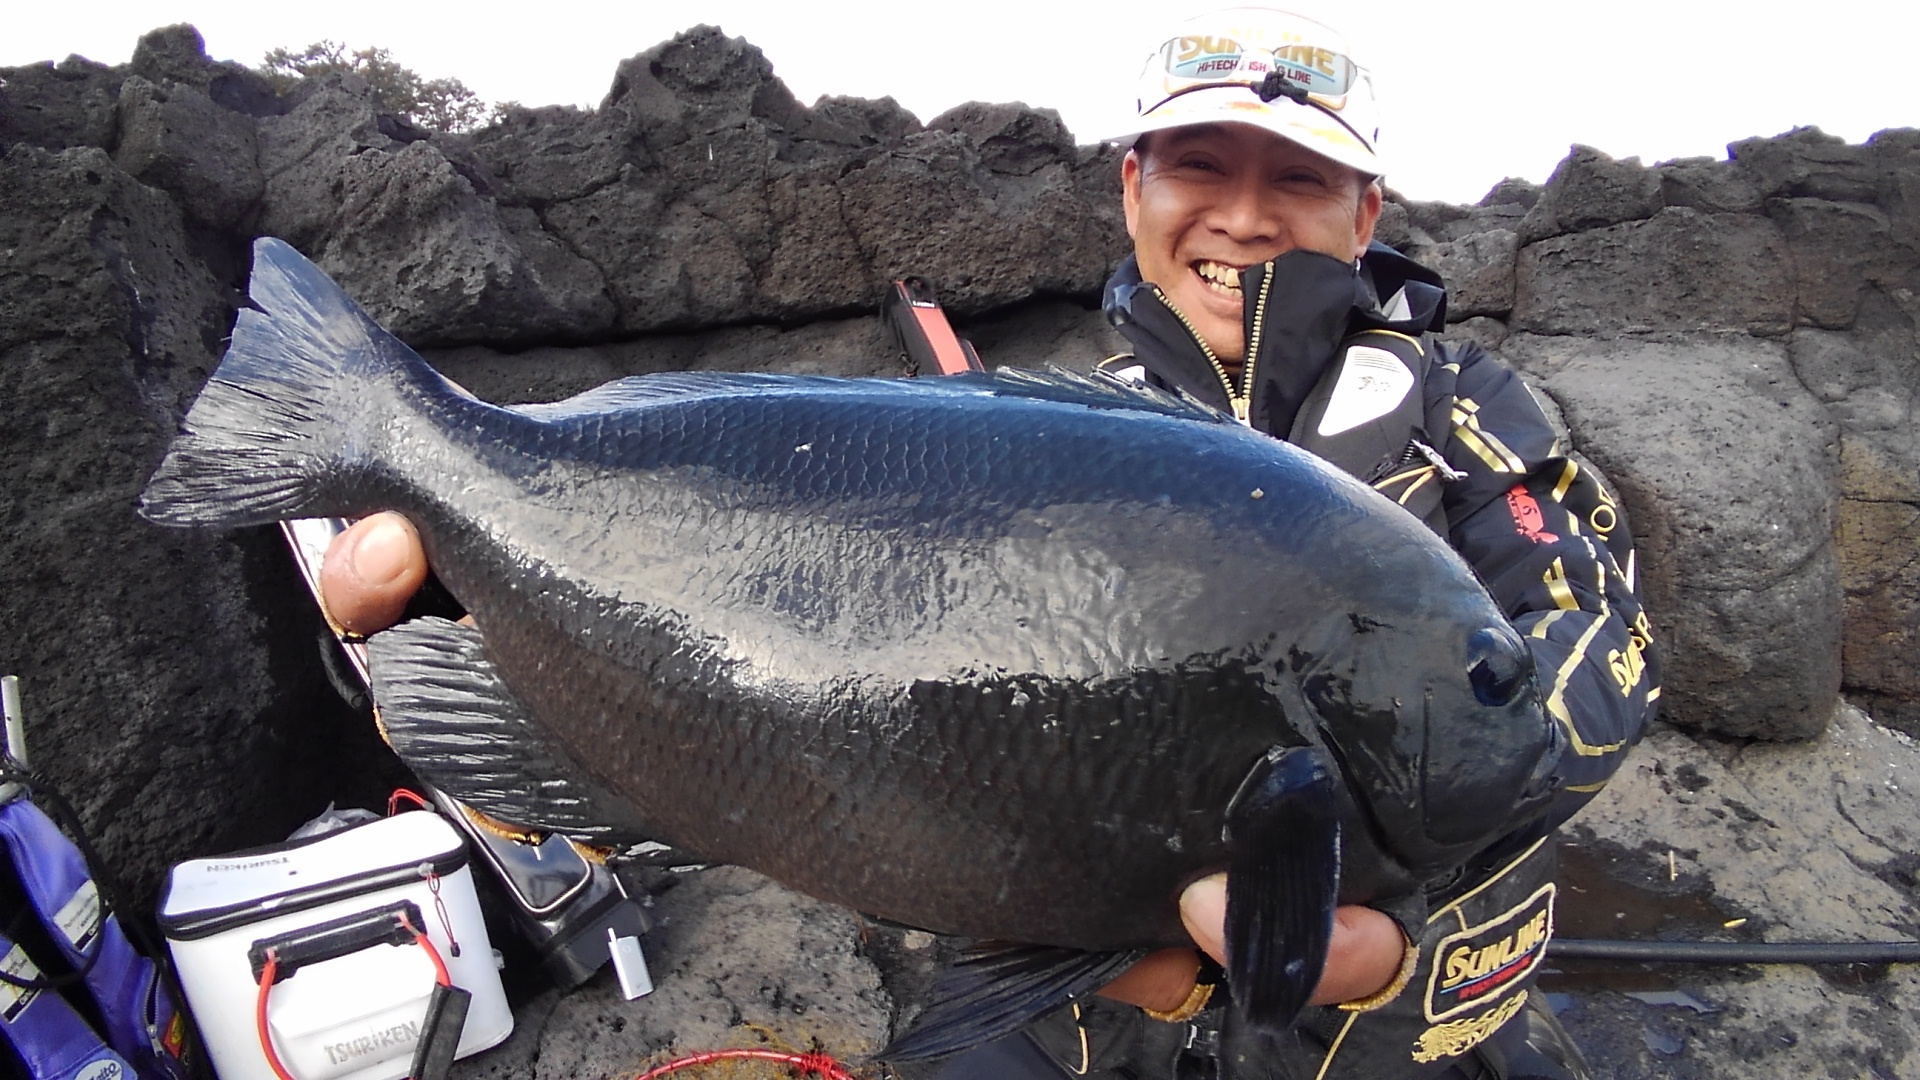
0 920 138 1080
0 797 190 1080
0 674 193 1080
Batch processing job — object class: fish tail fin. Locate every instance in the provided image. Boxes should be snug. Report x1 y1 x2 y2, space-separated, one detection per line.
139 237 431 528
1224 745 1341 1031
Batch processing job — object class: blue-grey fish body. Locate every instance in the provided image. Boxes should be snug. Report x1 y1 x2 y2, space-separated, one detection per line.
141 239 1557 1054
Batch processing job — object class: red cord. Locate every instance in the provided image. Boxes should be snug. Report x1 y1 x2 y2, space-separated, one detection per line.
397 912 453 987
254 951 299 1080
632 1048 858 1080
255 914 452 1080
388 789 432 815
425 869 462 957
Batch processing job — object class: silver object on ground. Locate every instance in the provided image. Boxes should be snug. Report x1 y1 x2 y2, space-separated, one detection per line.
1 674 27 804
608 928 654 1000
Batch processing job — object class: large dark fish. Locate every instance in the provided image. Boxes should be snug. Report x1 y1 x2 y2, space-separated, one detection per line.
140 239 1557 1068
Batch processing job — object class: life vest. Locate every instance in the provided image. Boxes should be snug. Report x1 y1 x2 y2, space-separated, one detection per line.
0 794 191 1080
0 921 138 1080
1287 326 1458 537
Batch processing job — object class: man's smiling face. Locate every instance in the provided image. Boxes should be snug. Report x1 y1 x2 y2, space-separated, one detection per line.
1122 121 1383 365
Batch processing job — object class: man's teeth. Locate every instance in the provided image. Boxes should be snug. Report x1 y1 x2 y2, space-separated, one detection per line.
1196 262 1240 293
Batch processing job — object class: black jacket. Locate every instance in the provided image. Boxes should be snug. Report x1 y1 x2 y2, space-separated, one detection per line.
1100 244 1658 831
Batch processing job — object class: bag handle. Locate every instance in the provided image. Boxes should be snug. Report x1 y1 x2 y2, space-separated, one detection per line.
250 902 466 1080
248 900 425 983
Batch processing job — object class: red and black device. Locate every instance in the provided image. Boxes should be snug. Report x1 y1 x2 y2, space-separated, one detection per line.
882 277 983 376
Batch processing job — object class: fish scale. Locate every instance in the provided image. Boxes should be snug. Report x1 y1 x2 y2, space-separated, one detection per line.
140 238 1561 1069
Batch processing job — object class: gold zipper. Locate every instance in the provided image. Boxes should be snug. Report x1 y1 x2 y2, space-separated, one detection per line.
1148 283 1251 424
1239 264 1275 426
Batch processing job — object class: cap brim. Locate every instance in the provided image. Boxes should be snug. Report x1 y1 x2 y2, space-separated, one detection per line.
1103 89 1382 177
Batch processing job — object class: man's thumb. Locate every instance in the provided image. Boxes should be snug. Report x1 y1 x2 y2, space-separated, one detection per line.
1179 873 1229 965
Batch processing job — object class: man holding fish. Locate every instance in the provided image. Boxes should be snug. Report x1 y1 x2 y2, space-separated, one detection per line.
313 6 1656 1078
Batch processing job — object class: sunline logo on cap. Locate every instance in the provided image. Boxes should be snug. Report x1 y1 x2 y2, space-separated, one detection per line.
1108 6 1383 177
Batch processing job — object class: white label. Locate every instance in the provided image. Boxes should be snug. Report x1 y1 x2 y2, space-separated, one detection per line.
55 879 102 951
1316 345 1414 437
0 944 41 1019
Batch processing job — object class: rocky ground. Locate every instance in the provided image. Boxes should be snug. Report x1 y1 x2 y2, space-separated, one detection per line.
1551 705 1919 1079
429 705 1920 1080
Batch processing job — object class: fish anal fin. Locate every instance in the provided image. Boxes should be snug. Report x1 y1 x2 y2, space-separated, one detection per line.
1224 745 1341 1030
883 943 1146 1063
368 616 661 846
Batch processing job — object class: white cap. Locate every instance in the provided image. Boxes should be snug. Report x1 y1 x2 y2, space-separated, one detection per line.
1107 7 1383 177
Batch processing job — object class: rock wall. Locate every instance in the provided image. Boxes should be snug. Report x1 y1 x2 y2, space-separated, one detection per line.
1381 132 1920 741
2 10 1916 952
0 24 1130 892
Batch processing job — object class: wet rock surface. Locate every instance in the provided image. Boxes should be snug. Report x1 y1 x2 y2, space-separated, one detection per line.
2 22 1918 1080
1549 707 1920 1079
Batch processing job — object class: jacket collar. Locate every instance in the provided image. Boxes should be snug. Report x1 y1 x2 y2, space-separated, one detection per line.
1354 241 1448 334
1101 242 1449 433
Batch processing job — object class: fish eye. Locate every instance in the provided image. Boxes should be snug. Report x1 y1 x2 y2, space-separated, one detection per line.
1467 626 1532 707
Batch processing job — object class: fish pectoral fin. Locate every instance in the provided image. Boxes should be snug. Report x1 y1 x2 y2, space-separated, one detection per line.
1224 745 1341 1031
368 616 664 847
883 943 1146 1063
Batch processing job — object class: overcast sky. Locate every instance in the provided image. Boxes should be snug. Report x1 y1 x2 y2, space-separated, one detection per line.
6 0 1914 205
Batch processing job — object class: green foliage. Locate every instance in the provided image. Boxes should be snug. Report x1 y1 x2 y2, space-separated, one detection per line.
258 41 500 133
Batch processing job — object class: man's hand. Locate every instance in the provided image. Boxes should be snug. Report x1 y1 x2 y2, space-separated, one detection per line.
1099 875 1407 1013
319 512 429 635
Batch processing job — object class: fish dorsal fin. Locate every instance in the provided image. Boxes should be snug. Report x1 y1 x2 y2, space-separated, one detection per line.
368 616 668 847
508 367 1228 424
884 943 1146 1062
967 365 1228 422
509 372 845 420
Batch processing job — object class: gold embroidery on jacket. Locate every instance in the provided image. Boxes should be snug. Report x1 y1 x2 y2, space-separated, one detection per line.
1411 992 1529 1063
